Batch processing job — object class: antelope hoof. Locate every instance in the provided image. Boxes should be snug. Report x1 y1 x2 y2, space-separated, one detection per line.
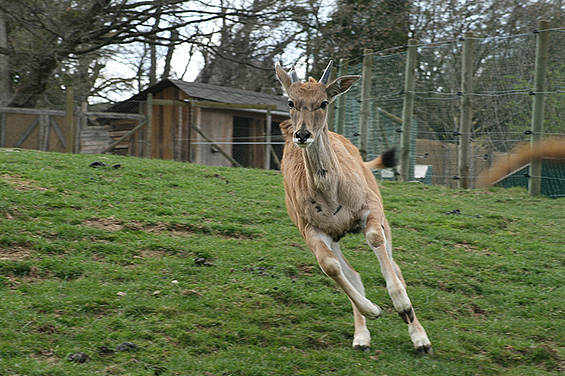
353 344 370 352
398 307 415 323
416 343 433 355
352 331 371 350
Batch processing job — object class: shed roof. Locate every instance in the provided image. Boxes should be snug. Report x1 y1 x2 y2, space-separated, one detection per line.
108 79 289 113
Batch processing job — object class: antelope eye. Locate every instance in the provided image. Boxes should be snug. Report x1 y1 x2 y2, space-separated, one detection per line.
320 100 329 109
288 100 295 108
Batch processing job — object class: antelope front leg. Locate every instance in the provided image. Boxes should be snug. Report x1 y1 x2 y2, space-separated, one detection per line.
304 229 382 321
365 216 433 354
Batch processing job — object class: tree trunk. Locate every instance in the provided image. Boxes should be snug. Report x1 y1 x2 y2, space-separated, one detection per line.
161 29 178 80
0 11 11 105
9 55 58 108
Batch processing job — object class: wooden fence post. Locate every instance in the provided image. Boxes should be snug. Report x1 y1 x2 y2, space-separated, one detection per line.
458 32 474 189
400 39 417 181
335 58 348 135
0 111 5 147
145 93 153 158
264 109 272 169
529 20 550 196
359 49 372 160
76 102 87 153
65 87 74 153
39 113 49 151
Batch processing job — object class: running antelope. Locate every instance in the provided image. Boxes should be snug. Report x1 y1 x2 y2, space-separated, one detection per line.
275 61 432 353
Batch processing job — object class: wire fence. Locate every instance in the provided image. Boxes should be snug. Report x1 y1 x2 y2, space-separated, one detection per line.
331 26 565 195
1 26 564 195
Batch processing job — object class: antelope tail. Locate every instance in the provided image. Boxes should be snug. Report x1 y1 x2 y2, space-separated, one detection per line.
477 139 565 187
365 148 396 170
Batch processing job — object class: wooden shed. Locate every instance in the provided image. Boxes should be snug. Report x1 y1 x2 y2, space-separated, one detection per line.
103 79 289 169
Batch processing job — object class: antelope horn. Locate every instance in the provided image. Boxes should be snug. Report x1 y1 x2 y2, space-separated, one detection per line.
290 69 299 83
319 60 334 85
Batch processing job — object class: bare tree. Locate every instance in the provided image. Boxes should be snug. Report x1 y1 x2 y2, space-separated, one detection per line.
0 0 282 107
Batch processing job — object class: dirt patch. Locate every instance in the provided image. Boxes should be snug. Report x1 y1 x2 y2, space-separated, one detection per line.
124 221 195 237
86 219 255 239
30 349 59 365
83 218 123 232
1 174 48 191
0 246 33 260
454 242 494 256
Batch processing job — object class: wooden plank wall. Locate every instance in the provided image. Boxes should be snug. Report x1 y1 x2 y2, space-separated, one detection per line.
1 113 68 152
151 87 191 161
103 87 191 161
197 110 233 167
80 125 112 154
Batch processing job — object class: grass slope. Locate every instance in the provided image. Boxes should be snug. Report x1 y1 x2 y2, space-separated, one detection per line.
0 149 564 376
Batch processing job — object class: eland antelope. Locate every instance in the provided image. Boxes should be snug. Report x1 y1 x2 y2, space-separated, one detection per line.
275 61 432 353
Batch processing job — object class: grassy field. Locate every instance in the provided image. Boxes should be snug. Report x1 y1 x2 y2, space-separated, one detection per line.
0 148 564 376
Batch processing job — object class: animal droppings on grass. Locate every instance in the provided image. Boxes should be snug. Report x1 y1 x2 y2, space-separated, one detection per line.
97 346 115 356
116 342 138 352
194 257 214 266
67 352 89 363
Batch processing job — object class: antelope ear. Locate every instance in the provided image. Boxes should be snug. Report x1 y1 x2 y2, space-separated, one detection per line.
275 63 292 94
326 75 361 102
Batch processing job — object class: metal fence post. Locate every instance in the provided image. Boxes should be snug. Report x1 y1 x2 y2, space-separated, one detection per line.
335 58 348 135
359 48 372 160
264 109 272 170
529 20 550 196
458 32 474 189
400 39 417 181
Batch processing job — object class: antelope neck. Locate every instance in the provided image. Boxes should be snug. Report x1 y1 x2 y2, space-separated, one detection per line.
302 130 339 191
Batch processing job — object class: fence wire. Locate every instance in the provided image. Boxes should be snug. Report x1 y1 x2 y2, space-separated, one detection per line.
332 29 565 193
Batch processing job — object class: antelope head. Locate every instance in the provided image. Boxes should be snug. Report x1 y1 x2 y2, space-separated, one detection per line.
275 60 360 149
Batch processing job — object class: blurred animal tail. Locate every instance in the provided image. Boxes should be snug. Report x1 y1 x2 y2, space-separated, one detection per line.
477 139 565 187
365 148 397 170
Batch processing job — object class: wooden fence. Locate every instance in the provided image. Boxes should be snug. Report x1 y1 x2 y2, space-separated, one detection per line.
0 93 278 170
0 98 146 155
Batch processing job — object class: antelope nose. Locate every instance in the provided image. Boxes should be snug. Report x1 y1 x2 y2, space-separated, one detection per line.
294 129 311 143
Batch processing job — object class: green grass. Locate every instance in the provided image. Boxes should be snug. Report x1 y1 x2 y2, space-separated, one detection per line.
0 148 564 375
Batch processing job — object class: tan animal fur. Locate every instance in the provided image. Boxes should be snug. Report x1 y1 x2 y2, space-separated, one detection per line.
275 61 432 353
477 139 565 187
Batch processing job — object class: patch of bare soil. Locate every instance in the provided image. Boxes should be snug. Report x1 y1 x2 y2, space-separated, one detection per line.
0 246 33 260
125 221 195 237
83 218 123 232
454 242 494 256
1 174 48 191
30 349 59 365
